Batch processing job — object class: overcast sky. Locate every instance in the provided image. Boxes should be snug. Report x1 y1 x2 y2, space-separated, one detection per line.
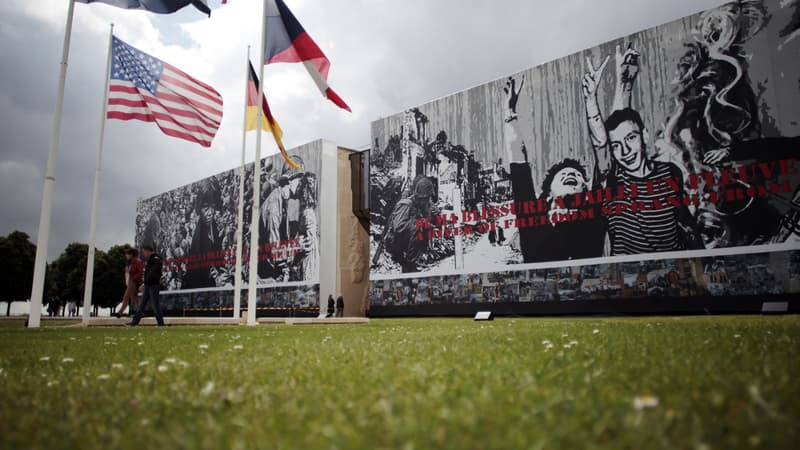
0 0 727 260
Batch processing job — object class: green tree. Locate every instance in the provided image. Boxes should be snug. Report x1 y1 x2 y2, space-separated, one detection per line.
44 263 58 298
92 245 127 313
52 243 89 306
0 231 36 316
49 243 129 316
42 242 128 313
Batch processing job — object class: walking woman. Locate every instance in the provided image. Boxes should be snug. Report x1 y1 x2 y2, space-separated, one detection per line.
113 248 143 318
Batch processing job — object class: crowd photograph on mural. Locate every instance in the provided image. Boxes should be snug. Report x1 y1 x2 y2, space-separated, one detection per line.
0 0 798 448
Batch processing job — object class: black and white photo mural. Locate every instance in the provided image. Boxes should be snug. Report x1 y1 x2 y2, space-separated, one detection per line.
136 141 322 294
370 0 800 309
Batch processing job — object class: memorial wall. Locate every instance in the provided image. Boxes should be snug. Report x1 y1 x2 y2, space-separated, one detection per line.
369 0 800 314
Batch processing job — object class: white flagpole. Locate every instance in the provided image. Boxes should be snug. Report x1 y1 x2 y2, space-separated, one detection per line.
28 0 77 328
81 24 115 326
246 0 270 326
233 45 251 322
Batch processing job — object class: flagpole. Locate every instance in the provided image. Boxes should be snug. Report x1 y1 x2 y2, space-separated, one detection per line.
80 23 114 326
246 0 270 326
28 0 77 328
233 45 251 322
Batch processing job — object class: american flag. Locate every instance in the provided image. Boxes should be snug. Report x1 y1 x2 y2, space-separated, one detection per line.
107 36 223 147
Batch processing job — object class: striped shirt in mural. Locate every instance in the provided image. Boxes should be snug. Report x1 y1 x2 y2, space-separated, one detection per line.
605 162 687 256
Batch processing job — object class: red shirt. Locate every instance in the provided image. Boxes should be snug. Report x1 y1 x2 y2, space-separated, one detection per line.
128 258 144 284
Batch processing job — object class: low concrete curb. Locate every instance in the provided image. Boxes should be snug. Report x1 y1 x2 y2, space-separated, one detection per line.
258 317 370 325
86 317 240 327
84 317 369 326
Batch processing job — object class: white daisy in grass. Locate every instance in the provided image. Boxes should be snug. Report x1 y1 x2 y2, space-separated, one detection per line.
138 360 150 367
200 381 215 397
39 356 50 362
199 344 209 350
633 395 659 410
232 344 243 350
593 329 600 334
164 357 177 364
157 365 168 372
62 357 74 363
97 374 110 380
111 363 124 370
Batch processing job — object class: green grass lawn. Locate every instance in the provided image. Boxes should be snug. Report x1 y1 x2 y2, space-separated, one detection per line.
0 316 798 449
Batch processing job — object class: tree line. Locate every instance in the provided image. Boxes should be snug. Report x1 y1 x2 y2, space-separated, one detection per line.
0 230 127 316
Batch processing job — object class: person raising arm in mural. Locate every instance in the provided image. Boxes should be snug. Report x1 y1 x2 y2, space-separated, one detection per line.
582 45 638 183
583 44 703 256
503 74 606 263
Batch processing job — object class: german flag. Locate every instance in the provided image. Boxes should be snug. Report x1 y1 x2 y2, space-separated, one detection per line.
246 61 300 169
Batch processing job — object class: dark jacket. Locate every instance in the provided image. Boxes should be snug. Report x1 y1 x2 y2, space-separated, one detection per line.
511 161 605 263
144 253 163 287
336 296 344 309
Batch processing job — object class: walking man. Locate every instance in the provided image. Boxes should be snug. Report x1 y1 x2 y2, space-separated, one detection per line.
335 296 344 317
128 245 165 327
326 294 335 318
